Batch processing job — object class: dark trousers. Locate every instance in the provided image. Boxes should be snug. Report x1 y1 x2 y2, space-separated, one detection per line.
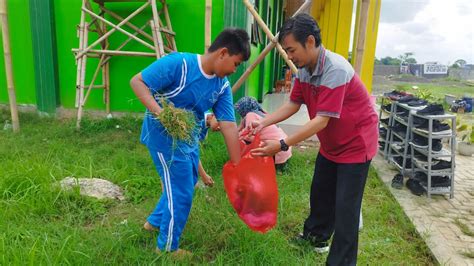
303 153 371 266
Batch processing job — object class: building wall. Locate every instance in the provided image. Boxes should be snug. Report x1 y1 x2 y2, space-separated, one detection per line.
373 65 399 76
1 0 225 112
449 68 474 80
0 0 36 106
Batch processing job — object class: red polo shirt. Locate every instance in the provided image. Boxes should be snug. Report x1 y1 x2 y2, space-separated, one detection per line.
290 46 379 163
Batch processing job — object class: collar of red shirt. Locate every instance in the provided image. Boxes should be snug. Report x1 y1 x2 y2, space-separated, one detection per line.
303 45 326 78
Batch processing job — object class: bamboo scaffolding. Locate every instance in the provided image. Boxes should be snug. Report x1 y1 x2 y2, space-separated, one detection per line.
0 0 19 132
73 0 176 129
99 6 154 42
232 0 312 93
75 1 150 60
81 6 155 52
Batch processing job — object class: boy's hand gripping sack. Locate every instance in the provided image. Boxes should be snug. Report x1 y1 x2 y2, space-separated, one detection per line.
222 134 278 233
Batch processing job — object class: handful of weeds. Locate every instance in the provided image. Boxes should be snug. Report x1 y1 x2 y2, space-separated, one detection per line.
156 98 197 144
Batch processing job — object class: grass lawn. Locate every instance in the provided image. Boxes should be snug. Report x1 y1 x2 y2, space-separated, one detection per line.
0 110 435 264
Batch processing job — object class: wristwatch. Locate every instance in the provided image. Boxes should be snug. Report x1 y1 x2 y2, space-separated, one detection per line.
279 139 289 151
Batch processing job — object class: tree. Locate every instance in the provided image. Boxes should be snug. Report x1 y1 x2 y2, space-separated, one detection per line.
380 56 401 65
452 59 467 68
398 52 417 64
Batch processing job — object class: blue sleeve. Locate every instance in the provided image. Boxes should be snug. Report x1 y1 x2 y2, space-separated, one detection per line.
141 52 183 94
212 79 236 122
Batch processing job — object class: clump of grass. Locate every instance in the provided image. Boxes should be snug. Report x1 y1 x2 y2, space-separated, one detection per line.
156 98 197 144
460 249 474 259
453 218 474 237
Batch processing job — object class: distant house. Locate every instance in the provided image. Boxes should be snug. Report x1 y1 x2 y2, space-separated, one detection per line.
405 62 448 79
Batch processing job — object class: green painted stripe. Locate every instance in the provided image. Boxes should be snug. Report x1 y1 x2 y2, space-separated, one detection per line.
29 0 59 114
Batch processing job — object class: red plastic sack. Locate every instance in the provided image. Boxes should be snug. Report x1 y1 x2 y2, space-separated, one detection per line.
222 134 278 233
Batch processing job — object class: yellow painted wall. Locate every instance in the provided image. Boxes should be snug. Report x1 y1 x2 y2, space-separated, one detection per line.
311 0 380 93
351 0 382 93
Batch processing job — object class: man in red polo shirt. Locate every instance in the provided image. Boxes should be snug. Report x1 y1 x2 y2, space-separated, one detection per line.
251 14 378 265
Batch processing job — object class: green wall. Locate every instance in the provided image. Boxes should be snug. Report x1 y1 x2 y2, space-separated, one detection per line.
54 0 225 112
0 0 36 105
0 0 284 112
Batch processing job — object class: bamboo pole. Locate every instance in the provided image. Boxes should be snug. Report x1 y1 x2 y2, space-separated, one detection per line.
85 0 105 36
75 1 150 60
75 0 87 107
161 0 176 50
0 0 19 132
98 2 109 111
232 43 274 93
76 23 89 129
157 17 174 53
72 48 157 57
82 55 105 106
150 0 162 58
150 20 161 59
205 0 212 51
104 60 110 113
243 0 297 73
354 0 370 75
232 0 312 93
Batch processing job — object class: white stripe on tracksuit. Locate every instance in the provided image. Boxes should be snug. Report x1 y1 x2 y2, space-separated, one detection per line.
156 59 188 99
157 152 174 251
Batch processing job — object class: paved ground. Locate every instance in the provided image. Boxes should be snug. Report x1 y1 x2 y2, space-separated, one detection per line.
372 153 474 265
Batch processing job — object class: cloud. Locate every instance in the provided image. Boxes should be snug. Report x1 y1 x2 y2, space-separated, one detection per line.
376 0 474 64
379 0 429 23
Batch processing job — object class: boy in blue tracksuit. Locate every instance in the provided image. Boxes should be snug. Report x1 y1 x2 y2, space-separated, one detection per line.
130 28 250 256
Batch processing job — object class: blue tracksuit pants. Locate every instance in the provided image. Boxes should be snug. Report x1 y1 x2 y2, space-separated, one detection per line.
147 148 199 251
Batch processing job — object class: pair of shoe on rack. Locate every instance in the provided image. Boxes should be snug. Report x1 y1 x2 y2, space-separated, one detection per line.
391 174 425 196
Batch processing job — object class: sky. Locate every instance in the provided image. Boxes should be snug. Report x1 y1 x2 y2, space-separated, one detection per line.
374 0 474 65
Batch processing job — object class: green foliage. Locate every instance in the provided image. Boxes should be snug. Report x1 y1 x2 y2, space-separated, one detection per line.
380 56 401 65
0 110 435 264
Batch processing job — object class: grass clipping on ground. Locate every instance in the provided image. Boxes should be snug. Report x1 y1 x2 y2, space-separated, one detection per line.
156 98 197 144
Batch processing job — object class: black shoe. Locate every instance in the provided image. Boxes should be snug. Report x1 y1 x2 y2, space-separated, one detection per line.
407 99 428 107
406 179 426 196
413 117 425 127
382 104 392 112
392 156 411 168
411 135 442 151
412 171 427 182
414 151 428 162
384 90 411 101
431 160 452 170
415 120 451 134
391 174 404 189
293 233 329 253
416 104 445 116
380 118 389 125
431 141 443 152
379 127 387 138
398 95 418 103
390 123 407 138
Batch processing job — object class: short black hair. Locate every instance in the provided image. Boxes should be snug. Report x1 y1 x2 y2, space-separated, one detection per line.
208 28 251 61
278 14 321 48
